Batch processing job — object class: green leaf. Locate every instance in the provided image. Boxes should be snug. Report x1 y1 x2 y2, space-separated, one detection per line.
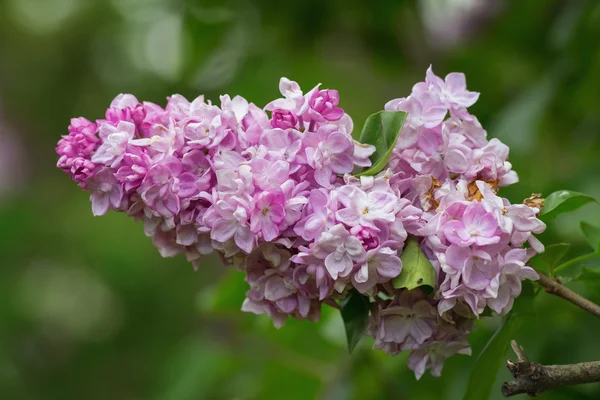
576 267 600 291
392 237 436 292
540 190 597 220
463 314 520 400
353 110 407 177
512 281 537 318
339 289 370 353
529 243 570 275
581 221 600 251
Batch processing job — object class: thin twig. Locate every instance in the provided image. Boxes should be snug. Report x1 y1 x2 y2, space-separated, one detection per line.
534 269 600 319
502 340 600 397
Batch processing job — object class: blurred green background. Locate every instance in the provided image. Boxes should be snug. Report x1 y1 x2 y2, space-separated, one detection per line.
1 0 600 399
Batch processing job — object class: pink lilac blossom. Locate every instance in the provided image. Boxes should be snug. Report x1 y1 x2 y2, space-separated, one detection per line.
56 67 545 380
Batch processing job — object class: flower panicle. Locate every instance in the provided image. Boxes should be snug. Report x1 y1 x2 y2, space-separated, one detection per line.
56 67 545 380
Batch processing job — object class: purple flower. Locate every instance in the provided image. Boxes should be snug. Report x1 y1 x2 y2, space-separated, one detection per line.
270 109 298 129
304 126 355 187
56 118 101 182
444 201 500 246
353 141 376 167
307 88 344 122
242 245 320 328
352 247 402 293
426 66 480 110
486 248 539 315
349 225 381 251
103 94 146 128
181 111 231 150
137 156 184 218
312 224 365 280
86 167 124 216
114 148 151 192
291 248 334 300
60 157 97 184
264 78 308 115
444 245 498 291
336 185 397 228
180 149 212 194
386 92 447 130
259 128 302 166
92 121 136 168
407 324 472 380
56 117 99 159
294 189 336 241
375 290 437 347
251 159 290 190
208 198 255 253
250 191 286 242
477 181 546 236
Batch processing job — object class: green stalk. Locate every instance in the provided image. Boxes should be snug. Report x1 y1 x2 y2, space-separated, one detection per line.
554 251 600 274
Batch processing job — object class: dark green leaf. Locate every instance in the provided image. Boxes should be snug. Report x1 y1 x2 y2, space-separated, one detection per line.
392 237 436 292
353 110 407 177
480 308 495 317
575 267 600 291
540 190 597 220
529 243 570 275
512 281 537 318
581 221 600 251
463 314 520 400
339 289 371 353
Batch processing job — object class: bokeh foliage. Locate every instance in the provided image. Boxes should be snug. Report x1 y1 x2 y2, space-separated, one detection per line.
1 0 600 399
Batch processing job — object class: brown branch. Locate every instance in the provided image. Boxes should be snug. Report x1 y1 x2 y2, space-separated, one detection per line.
502 340 600 397
535 270 600 319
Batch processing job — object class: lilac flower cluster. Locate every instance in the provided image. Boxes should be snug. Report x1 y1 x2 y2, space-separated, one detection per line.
56 67 545 380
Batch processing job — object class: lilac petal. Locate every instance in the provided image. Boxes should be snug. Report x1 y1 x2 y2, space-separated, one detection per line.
444 221 470 245
329 153 354 174
261 219 279 242
177 172 199 198
445 245 470 271
276 297 297 313
411 318 434 344
297 295 311 317
268 204 286 224
325 107 345 121
326 132 352 153
91 192 110 216
354 262 370 283
353 273 377 293
463 263 489 291
176 224 198 246
377 252 402 279
382 316 411 343
477 213 499 237
265 276 295 301
313 166 333 187
325 252 352 280
336 208 360 226
408 351 429 381
302 215 326 240
445 73 467 91
344 237 366 258
444 149 470 173
211 219 237 242
234 226 255 253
